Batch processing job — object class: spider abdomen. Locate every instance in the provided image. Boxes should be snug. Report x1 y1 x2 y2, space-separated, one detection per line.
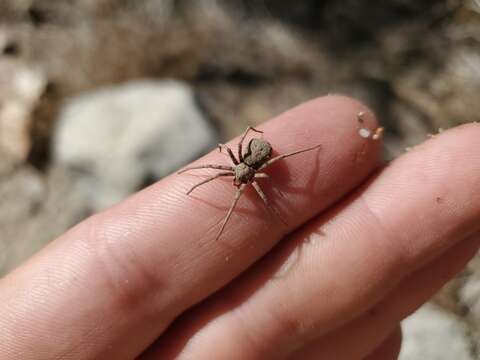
244 138 272 168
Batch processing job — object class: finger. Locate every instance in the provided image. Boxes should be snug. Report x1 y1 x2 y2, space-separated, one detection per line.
290 326 402 360
363 326 402 360
292 232 479 360
0 96 382 359
139 232 479 360
141 123 480 359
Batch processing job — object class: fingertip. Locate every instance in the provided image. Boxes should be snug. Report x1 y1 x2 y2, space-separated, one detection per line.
279 94 380 133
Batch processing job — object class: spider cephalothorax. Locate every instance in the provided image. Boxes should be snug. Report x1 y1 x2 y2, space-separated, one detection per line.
178 127 321 240
233 163 255 186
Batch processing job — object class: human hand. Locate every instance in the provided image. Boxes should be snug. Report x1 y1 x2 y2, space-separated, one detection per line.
1 96 479 360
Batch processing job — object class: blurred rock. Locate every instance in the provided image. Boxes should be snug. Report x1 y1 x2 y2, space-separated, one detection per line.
53 80 218 211
400 303 473 360
0 0 478 352
459 256 480 353
0 29 46 161
0 165 88 275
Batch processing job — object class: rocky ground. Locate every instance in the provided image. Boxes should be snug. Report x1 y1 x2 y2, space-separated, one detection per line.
0 1 479 358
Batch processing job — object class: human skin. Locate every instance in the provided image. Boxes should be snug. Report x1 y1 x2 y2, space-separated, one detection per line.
0 95 479 359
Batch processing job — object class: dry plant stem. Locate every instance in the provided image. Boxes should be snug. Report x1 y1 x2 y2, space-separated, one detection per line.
179 127 322 240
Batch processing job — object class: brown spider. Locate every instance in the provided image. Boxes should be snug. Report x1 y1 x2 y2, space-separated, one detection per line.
178 127 322 240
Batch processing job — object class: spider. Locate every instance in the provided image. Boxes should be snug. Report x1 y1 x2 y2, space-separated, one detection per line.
178 127 322 240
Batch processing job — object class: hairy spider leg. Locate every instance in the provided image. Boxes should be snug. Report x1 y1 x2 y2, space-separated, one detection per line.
254 173 269 179
218 144 239 165
216 183 246 240
178 164 234 174
238 126 263 162
252 180 288 225
186 172 234 195
259 144 322 170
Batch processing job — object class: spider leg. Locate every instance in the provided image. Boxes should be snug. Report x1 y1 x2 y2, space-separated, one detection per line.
255 173 269 179
186 171 234 195
259 144 322 170
252 180 287 225
238 126 263 162
178 164 234 174
218 144 239 165
216 183 246 240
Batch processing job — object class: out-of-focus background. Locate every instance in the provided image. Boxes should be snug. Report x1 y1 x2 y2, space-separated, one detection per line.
0 1 479 358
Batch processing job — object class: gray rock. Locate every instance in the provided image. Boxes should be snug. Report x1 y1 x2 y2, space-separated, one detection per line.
53 80 218 211
400 303 473 360
459 256 480 352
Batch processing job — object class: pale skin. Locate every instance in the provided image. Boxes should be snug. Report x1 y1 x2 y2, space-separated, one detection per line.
0 96 480 360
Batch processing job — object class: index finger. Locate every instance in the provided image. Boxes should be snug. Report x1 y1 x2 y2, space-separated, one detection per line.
0 95 382 359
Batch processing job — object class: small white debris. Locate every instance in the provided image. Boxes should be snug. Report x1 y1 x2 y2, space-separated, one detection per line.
359 128 371 139
357 111 384 141
372 127 384 140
